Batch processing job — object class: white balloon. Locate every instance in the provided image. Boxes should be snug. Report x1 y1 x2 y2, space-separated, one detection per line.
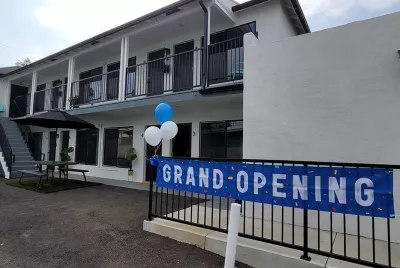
144 126 162 146
160 121 178 140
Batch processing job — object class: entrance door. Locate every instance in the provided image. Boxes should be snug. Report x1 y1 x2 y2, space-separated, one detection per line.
147 49 165 95
9 85 29 118
174 41 194 91
51 80 62 109
172 124 192 157
107 62 120 100
49 131 57 161
34 83 46 113
145 126 162 181
28 132 43 161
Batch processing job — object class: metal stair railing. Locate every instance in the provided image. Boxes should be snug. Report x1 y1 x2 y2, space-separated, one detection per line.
0 122 15 178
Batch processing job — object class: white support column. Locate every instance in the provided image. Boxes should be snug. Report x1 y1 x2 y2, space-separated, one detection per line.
3 79 11 117
29 71 37 115
206 5 211 46
66 57 75 110
118 37 129 101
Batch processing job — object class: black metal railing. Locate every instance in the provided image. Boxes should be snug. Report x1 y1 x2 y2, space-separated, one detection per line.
34 84 67 113
208 36 244 85
149 157 399 268
70 70 119 107
0 122 14 178
10 94 30 118
125 48 202 98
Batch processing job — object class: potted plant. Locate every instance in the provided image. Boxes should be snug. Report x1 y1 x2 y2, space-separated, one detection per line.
60 147 74 162
68 96 79 109
125 148 137 176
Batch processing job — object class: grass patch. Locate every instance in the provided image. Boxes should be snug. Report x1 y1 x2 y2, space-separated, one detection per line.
6 178 102 194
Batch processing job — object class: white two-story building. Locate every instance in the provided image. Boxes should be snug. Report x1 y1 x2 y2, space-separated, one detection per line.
0 0 309 181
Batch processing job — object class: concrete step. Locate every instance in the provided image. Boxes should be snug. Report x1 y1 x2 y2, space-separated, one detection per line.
14 161 36 166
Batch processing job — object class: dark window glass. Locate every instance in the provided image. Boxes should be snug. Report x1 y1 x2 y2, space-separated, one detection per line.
76 129 99 165
28 132 42 161
226 121 243 159
126 57 137 98
61 131 69 151
200 120 243 159
106 62 120 100
103 127 133 168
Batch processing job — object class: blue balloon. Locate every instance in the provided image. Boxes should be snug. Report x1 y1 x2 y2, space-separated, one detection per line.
155 103 173 124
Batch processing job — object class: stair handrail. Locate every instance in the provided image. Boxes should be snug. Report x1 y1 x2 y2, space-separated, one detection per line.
0 121 15 178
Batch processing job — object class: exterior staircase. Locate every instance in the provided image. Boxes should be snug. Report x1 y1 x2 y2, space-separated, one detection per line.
0 117 38 179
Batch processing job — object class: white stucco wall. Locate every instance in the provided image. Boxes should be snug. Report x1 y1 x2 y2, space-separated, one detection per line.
243 13 400 243
0 79 10 117
33 95 243 183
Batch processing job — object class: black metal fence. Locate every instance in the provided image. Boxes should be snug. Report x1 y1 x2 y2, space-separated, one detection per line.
208 36 244 85
33 84 67 113
148 157 399 268
125 48 202 98
70 70 119 107
0 122 14 178
10 94 30 118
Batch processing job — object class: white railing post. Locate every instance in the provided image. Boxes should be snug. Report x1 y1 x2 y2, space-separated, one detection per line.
119 37 129 101
29 71 37 115
224 203 241 268
66 57 75 110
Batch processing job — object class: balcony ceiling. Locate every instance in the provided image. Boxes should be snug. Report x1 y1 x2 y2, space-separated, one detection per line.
74 5 233 68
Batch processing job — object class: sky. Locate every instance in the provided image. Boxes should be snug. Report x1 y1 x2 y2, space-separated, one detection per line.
0 0 399 67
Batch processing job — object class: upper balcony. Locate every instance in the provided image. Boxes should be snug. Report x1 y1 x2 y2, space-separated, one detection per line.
9 0 253 117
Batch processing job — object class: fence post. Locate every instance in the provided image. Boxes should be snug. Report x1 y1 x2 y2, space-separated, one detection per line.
148 166 155 221
301 165 311 261
300 208 311 261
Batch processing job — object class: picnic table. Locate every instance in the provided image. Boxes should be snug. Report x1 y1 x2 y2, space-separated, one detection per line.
18 161 78 189
35 161 78 180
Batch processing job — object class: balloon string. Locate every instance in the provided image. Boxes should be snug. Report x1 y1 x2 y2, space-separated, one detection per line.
154 143 161 155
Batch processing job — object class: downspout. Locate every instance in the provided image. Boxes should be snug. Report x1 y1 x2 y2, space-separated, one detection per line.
199 0 208 89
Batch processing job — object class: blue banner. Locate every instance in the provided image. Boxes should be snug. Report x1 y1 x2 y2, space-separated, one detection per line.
156 158 395 218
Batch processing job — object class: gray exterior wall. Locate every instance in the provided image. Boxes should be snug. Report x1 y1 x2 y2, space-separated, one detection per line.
243 12 400 243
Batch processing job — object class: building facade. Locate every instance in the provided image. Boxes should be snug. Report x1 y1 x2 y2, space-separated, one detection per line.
0 0 309 181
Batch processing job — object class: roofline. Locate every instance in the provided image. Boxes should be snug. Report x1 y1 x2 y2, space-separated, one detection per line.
232 0 310 33
4 0 196 78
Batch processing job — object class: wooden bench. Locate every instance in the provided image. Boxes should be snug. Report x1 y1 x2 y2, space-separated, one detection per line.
59 168 89 182
17 170 48 189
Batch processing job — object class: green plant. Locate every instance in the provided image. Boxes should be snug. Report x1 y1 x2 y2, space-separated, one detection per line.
60 147 74 162
125 148 137 170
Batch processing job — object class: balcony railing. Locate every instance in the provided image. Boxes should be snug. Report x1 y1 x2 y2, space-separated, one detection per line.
70 70 119 108
33 84 67 113
208 36 244 85
10 94 30 118
125 48 202 98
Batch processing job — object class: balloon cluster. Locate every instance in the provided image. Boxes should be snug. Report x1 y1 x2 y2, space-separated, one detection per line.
144 103 178 162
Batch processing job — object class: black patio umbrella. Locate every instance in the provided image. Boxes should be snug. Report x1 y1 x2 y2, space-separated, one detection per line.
12 110 96 130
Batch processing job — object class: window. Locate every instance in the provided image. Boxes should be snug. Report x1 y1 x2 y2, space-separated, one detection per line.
75 129 99 165
103 127 133 168
200 120 243 159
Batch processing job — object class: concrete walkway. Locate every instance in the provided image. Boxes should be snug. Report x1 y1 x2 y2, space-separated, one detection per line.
0 180 250 268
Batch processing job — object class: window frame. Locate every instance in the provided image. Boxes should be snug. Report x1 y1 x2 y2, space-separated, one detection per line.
102 126 133 168
199 120 243 159
75 128 99 166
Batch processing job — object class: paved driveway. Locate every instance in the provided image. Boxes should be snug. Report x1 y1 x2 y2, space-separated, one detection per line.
0 181 250 268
